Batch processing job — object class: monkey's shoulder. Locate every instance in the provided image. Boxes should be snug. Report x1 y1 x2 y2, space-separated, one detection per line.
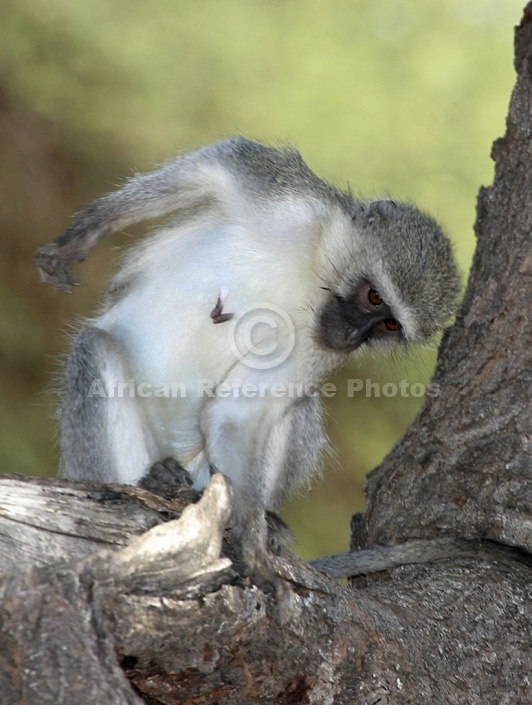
212 137 353 210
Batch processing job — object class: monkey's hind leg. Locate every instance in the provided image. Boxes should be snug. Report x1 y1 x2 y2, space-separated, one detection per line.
60 327 154 484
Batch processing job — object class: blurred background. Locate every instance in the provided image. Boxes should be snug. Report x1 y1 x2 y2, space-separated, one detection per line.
0 0 523 559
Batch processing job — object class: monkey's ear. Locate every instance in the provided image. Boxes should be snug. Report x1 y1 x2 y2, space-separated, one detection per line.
352 199 397 225
366 200 398 224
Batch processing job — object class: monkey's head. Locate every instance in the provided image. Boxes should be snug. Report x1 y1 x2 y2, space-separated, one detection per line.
317 199 461 354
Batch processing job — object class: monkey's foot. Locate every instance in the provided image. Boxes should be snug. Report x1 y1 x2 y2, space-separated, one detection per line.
231 511 297 624
247 548 298 625
265 511 293 556
139 457 200 502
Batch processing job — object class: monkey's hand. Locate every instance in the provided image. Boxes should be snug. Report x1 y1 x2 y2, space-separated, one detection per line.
35 243 82 292
139 457 201 504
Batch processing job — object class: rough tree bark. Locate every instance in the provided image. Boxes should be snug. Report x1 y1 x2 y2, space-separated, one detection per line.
1 7 531 705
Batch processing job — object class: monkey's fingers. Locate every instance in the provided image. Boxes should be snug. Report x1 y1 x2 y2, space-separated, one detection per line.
35 246 81 292
139 457 200 503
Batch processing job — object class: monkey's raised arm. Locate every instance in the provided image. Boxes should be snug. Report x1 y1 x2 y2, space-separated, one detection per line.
36 137 308 291
35 142 236 291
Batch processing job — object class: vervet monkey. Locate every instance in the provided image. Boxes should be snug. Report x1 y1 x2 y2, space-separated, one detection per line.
37 137 466 588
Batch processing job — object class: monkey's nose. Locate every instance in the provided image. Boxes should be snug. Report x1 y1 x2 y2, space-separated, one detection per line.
346 319 375 349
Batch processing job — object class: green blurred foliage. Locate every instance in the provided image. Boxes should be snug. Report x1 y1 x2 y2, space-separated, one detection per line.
0 0 522 558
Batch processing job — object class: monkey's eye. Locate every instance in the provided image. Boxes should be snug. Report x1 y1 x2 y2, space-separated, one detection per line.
384 319 400 332
368 289 382 307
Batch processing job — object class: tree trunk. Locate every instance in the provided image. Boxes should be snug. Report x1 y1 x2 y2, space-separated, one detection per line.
1 6 531 705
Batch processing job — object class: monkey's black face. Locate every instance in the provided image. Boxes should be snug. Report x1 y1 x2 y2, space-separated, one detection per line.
317 280 403 353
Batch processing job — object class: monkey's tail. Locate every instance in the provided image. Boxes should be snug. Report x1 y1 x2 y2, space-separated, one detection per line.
310 537 532 579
